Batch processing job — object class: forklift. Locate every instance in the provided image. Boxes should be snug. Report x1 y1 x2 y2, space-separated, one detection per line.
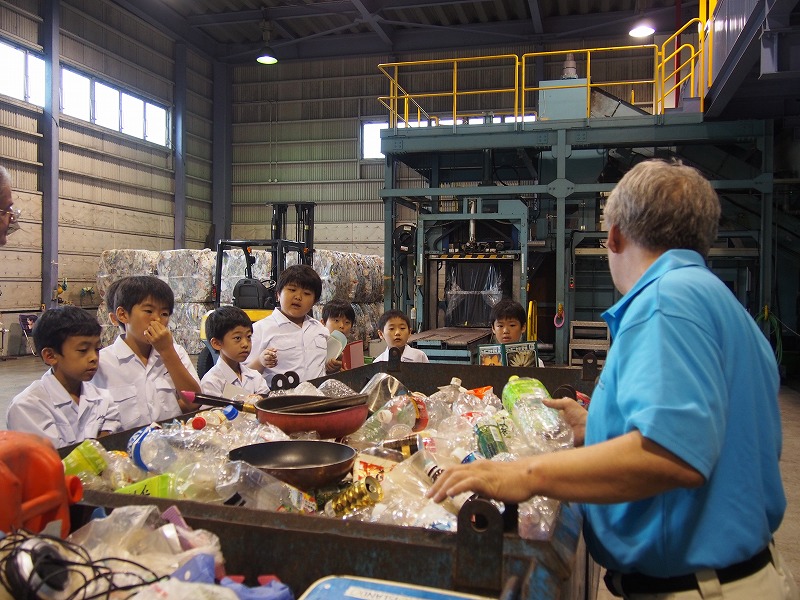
196 203 314 378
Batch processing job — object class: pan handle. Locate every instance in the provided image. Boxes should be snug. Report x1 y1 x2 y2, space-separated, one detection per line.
180 391 257 414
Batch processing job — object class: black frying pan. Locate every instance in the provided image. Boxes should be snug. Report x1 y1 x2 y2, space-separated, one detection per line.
229 440 357 490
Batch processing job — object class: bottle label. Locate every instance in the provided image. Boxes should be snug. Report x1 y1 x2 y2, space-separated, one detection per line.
127 425 156 471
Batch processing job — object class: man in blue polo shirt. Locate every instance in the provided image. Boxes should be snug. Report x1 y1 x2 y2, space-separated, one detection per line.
428 159 797 599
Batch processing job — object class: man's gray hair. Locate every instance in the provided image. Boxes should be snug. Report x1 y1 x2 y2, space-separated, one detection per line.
0 166 10 188
604 159 720 257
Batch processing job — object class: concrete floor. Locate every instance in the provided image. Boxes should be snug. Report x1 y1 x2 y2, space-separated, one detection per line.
0 355 797 597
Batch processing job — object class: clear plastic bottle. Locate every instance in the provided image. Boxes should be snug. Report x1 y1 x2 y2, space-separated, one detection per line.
501 376 573 451
127 424 227 474
216 460 316 513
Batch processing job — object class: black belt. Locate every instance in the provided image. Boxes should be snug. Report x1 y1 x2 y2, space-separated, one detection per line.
605 546 772 597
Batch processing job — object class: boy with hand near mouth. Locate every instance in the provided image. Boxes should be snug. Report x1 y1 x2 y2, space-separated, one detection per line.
372 309 429 363
6 306 122 448
321 299 355 373
94 276 201 429
246 264 329 386
201 306 270 397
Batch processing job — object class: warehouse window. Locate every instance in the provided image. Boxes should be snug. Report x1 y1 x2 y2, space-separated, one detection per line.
362 122 388 159
61 67 169 147
0 39 45 107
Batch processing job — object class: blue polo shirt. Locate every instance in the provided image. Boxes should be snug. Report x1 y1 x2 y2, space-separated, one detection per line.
583 249 784 576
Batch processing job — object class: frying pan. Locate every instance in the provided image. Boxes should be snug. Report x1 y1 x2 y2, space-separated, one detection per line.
229 440 357 490
182 391 369 439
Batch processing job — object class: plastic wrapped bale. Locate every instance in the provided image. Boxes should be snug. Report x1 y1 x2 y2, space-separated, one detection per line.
169 302 214 354
96 307 119 348
219 249 272 305
157 249 216 303
353 254 384 303
313 249 358 304
96 249 160 297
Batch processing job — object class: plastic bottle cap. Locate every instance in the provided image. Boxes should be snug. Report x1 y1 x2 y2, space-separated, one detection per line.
191 417 207 430
451 377 462 386
222 405 239 420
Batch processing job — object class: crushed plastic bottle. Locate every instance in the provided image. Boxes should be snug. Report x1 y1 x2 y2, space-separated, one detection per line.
127 424 228 474
501 376 573 452
216 460 316 513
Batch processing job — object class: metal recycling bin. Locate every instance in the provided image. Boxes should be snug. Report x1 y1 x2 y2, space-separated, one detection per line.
67 362 599 600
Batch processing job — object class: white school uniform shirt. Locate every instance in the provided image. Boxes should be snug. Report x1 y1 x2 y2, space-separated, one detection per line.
201 358 270 397
5 369 122 449
373 345 429 363
245 310 328 387
94 335 199 430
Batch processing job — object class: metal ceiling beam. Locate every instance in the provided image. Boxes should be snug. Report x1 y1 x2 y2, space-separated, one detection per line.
109 0 222 57
528 0 544 34
350 0 394 46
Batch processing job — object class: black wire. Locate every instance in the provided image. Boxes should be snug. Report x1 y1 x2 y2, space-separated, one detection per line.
0 530 164 600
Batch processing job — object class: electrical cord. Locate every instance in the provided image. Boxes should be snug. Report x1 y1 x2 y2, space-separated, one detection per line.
755 305 784 364
0 530 163 600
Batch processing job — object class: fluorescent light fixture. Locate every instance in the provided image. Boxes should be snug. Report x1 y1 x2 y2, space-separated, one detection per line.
256 46 278 64
629 22 655 37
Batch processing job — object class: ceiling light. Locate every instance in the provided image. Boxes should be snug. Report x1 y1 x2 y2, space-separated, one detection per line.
257 20 278 65
256 46 278 65
629 22 655 37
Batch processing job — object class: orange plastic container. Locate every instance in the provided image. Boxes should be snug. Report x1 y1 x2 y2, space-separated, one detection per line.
0 431 83 538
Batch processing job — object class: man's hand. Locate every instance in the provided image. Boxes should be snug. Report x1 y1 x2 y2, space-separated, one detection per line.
543 397 588 446
143 320 173 354
426 459 538 504
259 347 278 369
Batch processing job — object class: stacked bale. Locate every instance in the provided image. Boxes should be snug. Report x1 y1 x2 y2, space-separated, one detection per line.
312 250 384 347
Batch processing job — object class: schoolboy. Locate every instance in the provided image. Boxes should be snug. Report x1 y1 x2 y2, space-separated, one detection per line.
6 306 122 448
373 309 428 363
104 276 128 328
489 299 544 367
246 264 329 386
94 275 201 429
201 306 270 397
321 299 355 373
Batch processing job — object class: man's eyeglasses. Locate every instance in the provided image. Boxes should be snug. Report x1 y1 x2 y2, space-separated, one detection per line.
0 206 20 223
1 206 21 235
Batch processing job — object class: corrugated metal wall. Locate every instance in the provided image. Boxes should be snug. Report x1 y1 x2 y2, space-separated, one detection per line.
229 38 657 255
0 0 214 311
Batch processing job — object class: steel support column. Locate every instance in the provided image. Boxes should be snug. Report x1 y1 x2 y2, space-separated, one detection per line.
41 0 59 309
758 120 774 324
383 154 397 312
212 61 232 242
173 43 187 249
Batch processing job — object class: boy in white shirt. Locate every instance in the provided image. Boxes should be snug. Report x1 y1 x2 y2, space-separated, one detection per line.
246 264 329 387
6 306 122 448
373 309 429 363
201 306 270 398
321 299 355 374
490 299 545 367
94 276 201 430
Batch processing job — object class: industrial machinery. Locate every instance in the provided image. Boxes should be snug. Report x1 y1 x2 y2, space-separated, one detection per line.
380 50 777 364
196 203 314 378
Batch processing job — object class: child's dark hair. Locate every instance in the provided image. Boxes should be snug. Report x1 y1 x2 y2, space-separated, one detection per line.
378 309 411 331
489 299 526 325
115 275 175 314
322 300 355 323
206 306 253 341
104 276 128 313
276 264 322 302
33 306 101 355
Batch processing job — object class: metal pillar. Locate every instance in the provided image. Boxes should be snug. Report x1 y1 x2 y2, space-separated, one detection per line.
212 61 232 243
41 0 59 309
173 43 187 249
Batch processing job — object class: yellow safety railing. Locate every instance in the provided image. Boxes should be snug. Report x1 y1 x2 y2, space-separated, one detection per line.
377 18 714 125
521 45 660 117
657 18 705 113
378 55 519 128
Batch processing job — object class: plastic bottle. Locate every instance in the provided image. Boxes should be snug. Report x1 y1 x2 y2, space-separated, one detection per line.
501 376 573 451
216 460 316 513
127 424 227 474
62 439 109 477
473 415 508 459
408 450 475 515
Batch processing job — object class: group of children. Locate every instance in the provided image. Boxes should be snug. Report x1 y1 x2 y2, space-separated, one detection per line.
5 262 538 449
